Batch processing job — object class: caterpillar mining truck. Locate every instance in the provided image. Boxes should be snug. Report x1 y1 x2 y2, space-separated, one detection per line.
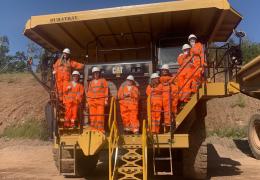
24 0 245 179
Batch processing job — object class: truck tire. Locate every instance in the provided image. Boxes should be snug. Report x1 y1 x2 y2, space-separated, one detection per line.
183 116 207 179
248 114 260 160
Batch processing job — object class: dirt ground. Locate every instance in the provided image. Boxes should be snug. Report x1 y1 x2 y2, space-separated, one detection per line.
0 73 259 180
0 137 259 180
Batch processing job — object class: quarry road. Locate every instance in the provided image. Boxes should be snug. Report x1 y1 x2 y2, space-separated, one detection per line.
0 137 259 180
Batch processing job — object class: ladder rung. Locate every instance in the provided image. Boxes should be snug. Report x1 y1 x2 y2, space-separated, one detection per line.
61 173 76 176
156 171 173 175
154 157 172 161
61 158 75 162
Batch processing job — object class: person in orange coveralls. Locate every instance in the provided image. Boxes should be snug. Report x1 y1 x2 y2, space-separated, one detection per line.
86 67 109 133
188 34 205 93
146 73 163 133
63 71 84 128
177 44 193 103
118 75 140 134
160 64 173 128
53 48 84 102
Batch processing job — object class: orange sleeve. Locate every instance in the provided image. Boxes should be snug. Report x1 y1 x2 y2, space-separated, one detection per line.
53 59 59 71
71 60 84 69
63 81 70 94
86 81 92 98
131 86 139 99
177 54 183 66
146 85 151 96
104 79 109 98
118 86 124 99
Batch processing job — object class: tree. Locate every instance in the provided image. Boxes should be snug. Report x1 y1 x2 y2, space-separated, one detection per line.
241 38 260 64
0 36 10 67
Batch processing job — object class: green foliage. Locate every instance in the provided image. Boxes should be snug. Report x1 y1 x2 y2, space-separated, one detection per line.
230 95 246 108
207 126 247 139
241 38 260 64
0 119 49 140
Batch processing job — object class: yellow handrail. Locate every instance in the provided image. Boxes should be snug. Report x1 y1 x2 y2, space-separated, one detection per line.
108 103 119 180
147 95 151 132
142 120 148 180
108 97 115 130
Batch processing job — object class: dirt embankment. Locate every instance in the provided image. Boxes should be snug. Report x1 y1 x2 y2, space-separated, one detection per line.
0 73 49 134
0 73 259 180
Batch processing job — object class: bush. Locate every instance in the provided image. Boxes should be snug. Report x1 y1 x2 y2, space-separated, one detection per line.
0 119 49 140
207 126 247 139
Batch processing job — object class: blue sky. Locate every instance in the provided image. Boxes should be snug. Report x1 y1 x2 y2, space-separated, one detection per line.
0 0 258 54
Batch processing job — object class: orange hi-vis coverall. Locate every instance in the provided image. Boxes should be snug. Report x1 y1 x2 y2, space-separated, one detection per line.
53 58 84 102
63 81 84 127
177 53 194 102
87 78 109 133
160 76 172 126
146 84 163 133
171 80 179 115
190 42 205 93
118 84 140 133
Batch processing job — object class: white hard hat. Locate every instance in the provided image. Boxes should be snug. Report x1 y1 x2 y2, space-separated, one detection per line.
151 73 160 79
188 34 197 41
63 48 71 54
161 64 169 70
182 44 191 50
72 70 80 76
126 75 134 81
92 67 100 73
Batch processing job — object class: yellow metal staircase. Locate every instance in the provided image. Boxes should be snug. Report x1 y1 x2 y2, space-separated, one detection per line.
109 120 147 180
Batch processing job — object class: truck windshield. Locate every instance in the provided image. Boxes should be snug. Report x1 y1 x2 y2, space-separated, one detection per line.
158 46 182 65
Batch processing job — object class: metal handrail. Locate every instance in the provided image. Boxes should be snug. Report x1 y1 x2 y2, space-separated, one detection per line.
142 120 148 180
108 108 119 180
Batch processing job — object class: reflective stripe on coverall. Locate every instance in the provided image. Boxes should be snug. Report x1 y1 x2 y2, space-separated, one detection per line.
177 53 193 102
118 84 140 133
53 58 84 101
63 81 84 127
87 78 108 132
190 42 205 93
146 84 163 133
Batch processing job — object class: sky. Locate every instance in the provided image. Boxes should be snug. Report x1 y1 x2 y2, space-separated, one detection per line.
0 0 259 54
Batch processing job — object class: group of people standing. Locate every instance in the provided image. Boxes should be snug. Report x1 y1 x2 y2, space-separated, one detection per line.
52 34 205 134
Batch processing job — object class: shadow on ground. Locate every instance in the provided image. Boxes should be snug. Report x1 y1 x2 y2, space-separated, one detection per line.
208 144 242 178
233 139 254 158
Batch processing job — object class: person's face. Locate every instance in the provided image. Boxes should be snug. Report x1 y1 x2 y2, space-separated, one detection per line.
151 77 159 84
126 80 133 86
189 38 196 47
93 71 100 79
161 69 169 76
183 49 190 55
62 53 70 60
72 75 79 82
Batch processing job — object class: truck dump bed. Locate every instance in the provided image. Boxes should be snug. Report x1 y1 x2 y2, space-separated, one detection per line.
24 0 241 60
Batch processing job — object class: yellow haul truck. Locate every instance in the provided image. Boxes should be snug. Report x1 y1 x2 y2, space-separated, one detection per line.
237 56 260 160
24 0 244 179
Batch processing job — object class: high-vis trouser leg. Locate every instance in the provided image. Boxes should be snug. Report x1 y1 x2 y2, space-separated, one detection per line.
89 100 105 133
151 103 162 133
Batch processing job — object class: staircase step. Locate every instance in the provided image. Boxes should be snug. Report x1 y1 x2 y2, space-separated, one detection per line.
118 167 143 174
121 144 142 149
121 135 142 146
121 154 142 160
